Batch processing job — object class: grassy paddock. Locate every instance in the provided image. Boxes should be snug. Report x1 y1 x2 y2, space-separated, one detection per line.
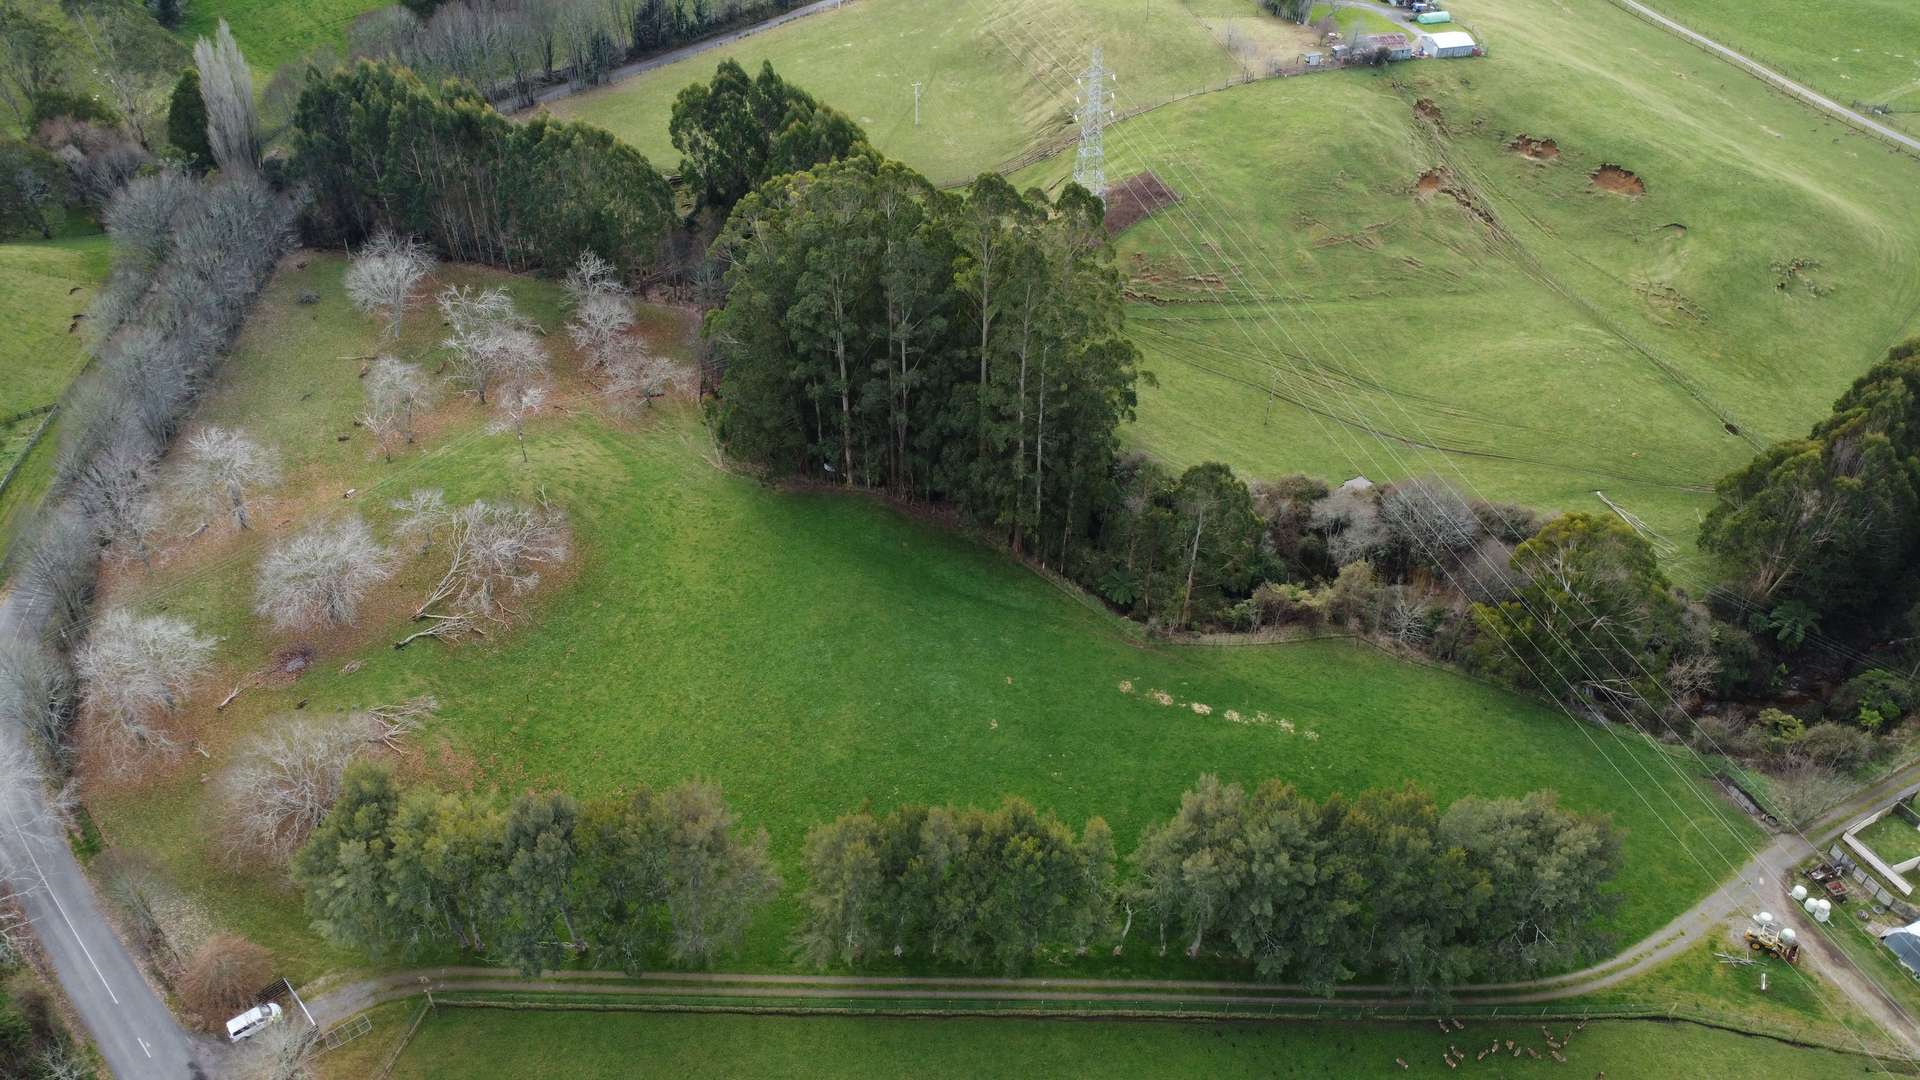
178 0 385 71
1009 0 1920 563
1856 814 1920 867
0 227 107 417
1636 0 1920 139
75 254 1757 982
544 0 1244 183
382 1007 1894 1078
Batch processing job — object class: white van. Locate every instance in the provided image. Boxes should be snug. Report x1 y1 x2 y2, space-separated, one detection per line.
226 1002 282 1042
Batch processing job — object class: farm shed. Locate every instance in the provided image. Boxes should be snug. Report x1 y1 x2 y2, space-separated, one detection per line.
1362 33 1414 61
1882 921 1920 976
1419 30 1477 58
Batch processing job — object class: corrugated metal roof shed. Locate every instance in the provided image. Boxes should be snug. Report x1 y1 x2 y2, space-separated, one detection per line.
1422 30 1476 51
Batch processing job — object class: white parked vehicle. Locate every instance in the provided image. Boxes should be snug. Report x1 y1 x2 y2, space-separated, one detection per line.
226 1002 282 1043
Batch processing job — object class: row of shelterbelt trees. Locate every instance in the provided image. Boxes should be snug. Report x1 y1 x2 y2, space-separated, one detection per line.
348 0 805 108
296 764 1621 987
290 60 676 276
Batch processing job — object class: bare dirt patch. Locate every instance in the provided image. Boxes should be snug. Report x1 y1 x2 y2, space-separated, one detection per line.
1508 134 1560 161
1590 164 1646 196
1103 171 1180 236
1415 167 1446 199
1413 98 1444 127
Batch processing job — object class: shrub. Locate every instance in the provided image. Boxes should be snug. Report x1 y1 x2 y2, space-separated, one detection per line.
1253 581 1320 627
1832 669 1917 729
1794 723 1878 773
178 935 274 1029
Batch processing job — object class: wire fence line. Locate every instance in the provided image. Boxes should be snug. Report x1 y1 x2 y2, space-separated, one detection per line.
400 988 1916 1064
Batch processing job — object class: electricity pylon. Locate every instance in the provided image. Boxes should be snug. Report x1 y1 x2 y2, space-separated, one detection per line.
1073 46 1115 199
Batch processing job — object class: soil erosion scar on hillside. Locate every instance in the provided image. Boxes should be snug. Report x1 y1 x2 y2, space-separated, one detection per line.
1508 134 1560 161
1104 171 1181 236
1590 164 1646 196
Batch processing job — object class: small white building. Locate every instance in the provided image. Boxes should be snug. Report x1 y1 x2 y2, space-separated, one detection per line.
1419 30 1477 58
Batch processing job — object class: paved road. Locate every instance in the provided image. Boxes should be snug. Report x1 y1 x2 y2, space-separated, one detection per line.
1608 0 1920 156
0 588 205 1079
515 0 851 114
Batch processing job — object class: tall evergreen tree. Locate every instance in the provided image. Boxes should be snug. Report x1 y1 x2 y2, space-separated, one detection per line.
292 762 400 955
166 69 212 169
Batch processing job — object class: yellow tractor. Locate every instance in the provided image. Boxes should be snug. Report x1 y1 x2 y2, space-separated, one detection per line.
1745 925 1800 963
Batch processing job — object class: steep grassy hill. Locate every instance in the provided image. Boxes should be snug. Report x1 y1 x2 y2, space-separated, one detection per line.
546 0 1248 185
1004 0 1920 578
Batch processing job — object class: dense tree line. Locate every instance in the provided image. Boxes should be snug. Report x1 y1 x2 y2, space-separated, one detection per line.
291 60 675 275
670 59 867 214
292 767 1615 986
1702 337 1920 631
796 778 1621 987
294 764 779 975
796 799 1116 973
353 0 800 106
1 169 293 776
710 159 1140 561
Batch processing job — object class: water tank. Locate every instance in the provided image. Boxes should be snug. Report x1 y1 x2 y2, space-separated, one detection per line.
1791 884 1809 902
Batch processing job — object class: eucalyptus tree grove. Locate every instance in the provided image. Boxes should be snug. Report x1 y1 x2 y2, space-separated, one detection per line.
294 765 777 975
293 60 674 276
709 160 1139 562
795 778 1621 987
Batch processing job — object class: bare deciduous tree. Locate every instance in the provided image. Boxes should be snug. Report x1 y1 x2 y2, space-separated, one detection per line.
74 608 216 764
360 357 437 461
75 10 165 150
344 231 437 341
438 284 547 404
1379 476 1481 556
254 517 397 631
563 250 632 368
74 438 161 566
181 426 279 530
219 715 366 861
18 508 98 646
0 637 75 766
604 345 686 415
397 491 571 623
489 379 550 463
193 20 260 174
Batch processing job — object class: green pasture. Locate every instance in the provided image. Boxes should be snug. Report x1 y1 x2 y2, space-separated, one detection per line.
1308 1 1404 41
1638 0 1920 139
178 0 382 72
0 227 107 417
543 0 1245 184
83 256 1756 981
1857 813 1920 866
383 1008 1889 1079
1009 0 1920 574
